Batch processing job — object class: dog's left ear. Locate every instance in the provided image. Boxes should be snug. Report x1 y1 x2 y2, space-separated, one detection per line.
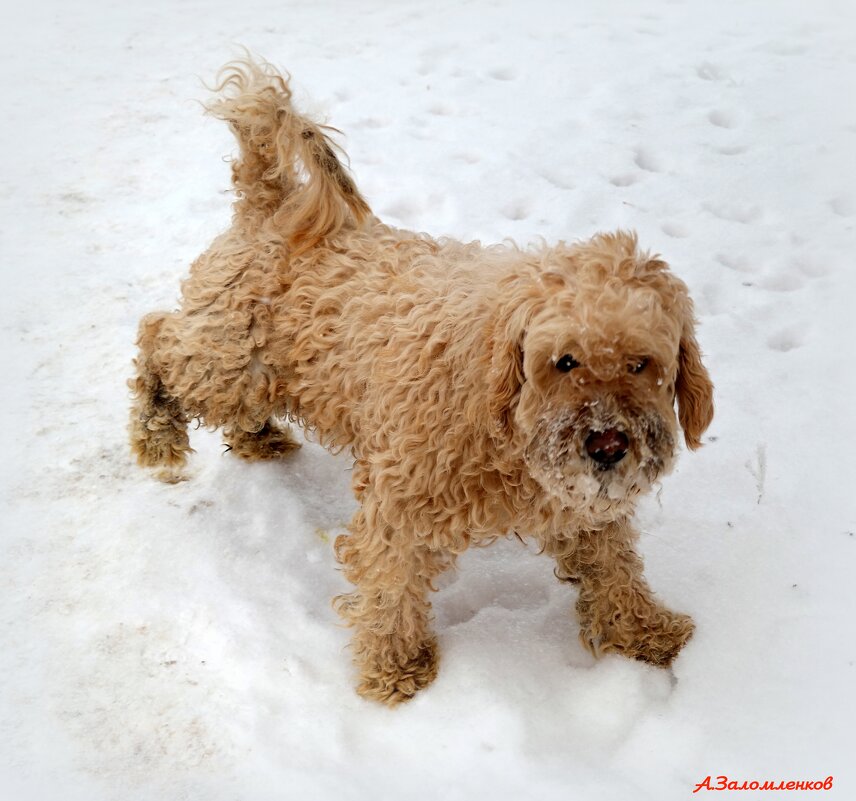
675 317 714 450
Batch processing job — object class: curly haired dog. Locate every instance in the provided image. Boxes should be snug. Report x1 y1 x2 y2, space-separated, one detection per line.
130 58 714 704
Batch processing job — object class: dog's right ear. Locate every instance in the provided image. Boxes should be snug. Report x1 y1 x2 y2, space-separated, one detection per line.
478 302 530 443
487 330 525 441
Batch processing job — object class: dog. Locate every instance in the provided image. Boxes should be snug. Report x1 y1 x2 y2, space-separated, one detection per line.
130 57 714 704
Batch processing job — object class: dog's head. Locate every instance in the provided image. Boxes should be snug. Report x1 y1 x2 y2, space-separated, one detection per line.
483 230 713 521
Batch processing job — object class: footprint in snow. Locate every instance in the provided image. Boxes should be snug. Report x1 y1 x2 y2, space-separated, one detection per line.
381 199 421 224
437 578 550 627
696 62 739 86
702 200 762 224
609 173 639 187
759 41 808 57
792 257 829 279
755 272 804 292
538 171 575 190
501 201 530 221
633 147 664 173
487 67 516 81
829 196 854 217
715 144 748 156
699 282 726 316
353 117 390 130
767 328 803 352
715 252 754 273
661 221 689 239
708 109 737 129
696 62 725 81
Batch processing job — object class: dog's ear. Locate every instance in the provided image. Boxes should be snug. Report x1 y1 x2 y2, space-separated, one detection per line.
675 316 714 450
477 304 528 443
488 330 525 441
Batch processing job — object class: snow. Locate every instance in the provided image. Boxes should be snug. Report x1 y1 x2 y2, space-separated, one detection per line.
2 0 855 799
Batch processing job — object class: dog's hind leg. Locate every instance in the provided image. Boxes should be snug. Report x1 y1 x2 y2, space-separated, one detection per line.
222 419 301 460
128 312 193 482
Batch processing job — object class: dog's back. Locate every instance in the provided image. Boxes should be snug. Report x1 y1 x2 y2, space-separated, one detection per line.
129 59 496 477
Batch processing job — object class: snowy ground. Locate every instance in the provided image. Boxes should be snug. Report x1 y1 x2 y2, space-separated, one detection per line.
2 0 855 799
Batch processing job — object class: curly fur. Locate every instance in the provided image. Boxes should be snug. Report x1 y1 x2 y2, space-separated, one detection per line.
129 57 714 704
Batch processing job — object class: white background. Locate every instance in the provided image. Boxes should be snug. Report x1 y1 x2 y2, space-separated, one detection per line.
2 1 855 799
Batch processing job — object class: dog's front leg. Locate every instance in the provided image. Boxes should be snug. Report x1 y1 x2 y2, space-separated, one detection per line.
553 520 694 667
333 506 447 705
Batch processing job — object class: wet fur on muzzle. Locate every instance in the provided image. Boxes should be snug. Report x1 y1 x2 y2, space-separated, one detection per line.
523 398 675 518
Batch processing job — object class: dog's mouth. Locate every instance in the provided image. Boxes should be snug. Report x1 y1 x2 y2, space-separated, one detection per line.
523 404 674 516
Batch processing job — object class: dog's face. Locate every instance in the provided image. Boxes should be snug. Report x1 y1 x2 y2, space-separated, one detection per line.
486 231 713 521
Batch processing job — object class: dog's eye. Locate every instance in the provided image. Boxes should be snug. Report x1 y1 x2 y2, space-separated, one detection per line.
630 357 649 374
555 354 580 373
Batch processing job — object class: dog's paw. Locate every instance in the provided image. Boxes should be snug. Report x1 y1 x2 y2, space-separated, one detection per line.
580 606 694 668
223 422 302 461
630 610 695 667
356 640 439 705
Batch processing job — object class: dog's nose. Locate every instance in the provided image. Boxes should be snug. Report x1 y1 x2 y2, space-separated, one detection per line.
585 428 629 465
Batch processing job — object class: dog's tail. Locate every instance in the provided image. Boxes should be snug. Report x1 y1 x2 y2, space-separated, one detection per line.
206 56 371 254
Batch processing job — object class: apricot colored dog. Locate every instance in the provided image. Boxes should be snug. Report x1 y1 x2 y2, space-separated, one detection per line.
130 58 714 704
